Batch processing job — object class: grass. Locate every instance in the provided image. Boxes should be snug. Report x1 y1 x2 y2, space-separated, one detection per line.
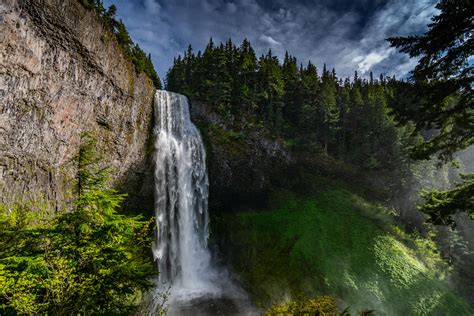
211 186 472 315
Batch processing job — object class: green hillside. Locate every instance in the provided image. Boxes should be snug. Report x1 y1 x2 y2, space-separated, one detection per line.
212 184 472 315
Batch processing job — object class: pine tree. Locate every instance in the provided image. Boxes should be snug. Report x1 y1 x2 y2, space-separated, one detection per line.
320 64 339 153
237 39 258 113
337 78 351 155
388 0 474 225
115 20 133 54
0 133 155 314
299 61 321 144
257 50 285 131
282 52 301 134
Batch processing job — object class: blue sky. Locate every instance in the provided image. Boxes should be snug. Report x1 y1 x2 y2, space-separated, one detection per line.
103 0 438 83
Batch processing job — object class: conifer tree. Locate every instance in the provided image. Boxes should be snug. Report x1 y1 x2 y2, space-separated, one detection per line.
388 0 473 226
257 50 285 131
237 39 258 113
0 133 155 314
282 52 302 133
320 64 339 153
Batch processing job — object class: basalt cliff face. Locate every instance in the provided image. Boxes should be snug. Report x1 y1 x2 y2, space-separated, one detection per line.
189 100 292 212
0 0 155 211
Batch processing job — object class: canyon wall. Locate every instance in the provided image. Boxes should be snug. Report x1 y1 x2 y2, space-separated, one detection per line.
0 0 155 211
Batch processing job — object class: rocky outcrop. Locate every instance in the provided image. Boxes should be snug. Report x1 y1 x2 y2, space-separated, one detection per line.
189 100 291 211
0 0 155 211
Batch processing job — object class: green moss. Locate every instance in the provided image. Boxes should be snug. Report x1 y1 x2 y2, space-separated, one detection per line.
211 188 472 315
194 122 247 169
208 124 246 157
373 235 427 288
194 122 212 169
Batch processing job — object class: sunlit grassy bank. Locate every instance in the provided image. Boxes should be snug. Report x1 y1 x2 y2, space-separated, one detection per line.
212 186 472 315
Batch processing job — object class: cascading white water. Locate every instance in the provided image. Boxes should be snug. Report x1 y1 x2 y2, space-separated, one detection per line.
150 90 257 315
152 90 219 300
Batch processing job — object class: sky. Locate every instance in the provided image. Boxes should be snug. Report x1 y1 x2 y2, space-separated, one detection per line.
103 0 438 83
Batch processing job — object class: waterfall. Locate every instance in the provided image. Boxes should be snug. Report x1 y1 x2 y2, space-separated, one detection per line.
152 90 217 299
151 91 254 316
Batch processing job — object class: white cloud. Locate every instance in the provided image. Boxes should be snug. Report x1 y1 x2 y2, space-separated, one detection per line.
259 35 282 47
354 48 394 73
103 0 438 80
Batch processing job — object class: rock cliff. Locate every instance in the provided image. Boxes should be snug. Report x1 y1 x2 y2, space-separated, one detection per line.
0 0 155 211
189 100 291 212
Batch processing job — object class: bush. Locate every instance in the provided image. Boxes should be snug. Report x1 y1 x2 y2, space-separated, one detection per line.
265 296 374 316
265 296 339 315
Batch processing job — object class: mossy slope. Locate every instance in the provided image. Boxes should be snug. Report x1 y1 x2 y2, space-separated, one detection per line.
212 188 472 315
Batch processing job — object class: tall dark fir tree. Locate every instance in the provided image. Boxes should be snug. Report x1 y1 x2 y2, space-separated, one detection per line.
388 0 473 226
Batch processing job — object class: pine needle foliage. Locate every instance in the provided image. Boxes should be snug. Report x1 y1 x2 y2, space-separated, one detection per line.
0 133 155 315
387 0 474 225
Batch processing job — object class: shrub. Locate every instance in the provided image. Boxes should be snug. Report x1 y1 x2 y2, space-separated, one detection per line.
265 296 339 315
